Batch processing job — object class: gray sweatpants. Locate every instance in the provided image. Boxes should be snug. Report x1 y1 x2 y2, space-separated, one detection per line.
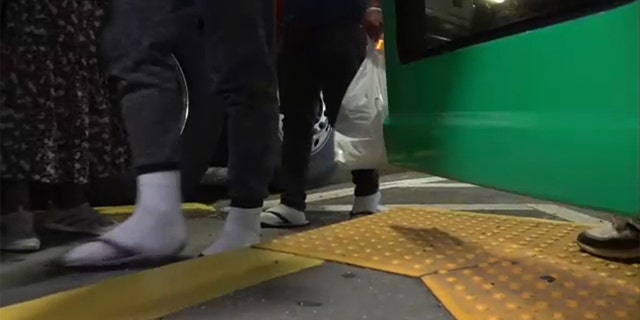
101 0 279 208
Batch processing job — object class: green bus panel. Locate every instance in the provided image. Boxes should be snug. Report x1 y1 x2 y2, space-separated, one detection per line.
383 1 639 217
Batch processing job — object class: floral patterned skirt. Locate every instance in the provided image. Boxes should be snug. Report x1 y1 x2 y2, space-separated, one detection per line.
1 0 130 184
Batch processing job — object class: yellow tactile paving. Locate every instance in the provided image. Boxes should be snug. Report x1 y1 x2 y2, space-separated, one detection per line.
423 256 640 320
258 208 505 276
258 208 584 276
0 249 322 320
96 202 215 216
258 208 640 319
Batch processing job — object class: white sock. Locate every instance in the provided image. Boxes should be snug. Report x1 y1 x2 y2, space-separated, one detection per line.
64 171 187 264
352 191 382 214
201 207 261 256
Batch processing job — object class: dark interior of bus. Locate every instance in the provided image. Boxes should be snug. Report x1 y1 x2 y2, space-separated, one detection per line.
396 0 633 64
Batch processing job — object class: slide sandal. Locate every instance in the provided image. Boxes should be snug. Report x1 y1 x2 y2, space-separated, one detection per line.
260 206 309 229
62 237 186 270
45 204 117 236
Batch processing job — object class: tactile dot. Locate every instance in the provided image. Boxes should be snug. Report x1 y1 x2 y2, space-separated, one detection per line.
565 300 579 308
475 304 488 311
506 303 518 310
521 274 533 281
534 282 547 290
577 290 590 297
521 292 533 300
535 301 549 310
594 299 608 307
552 312 566 320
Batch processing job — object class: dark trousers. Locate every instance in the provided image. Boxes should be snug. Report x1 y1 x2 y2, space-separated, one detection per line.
278 21 379 211
101 0 279 208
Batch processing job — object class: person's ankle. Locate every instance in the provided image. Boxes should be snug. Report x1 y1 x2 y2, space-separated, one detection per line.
200 207 261 256
135 171 182 216
353 191 382 213
226 207 261 229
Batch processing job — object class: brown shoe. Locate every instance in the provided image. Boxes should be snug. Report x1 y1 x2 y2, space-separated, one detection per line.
577 217 640 260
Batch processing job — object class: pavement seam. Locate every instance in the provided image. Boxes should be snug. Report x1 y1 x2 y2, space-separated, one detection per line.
416 260 517 278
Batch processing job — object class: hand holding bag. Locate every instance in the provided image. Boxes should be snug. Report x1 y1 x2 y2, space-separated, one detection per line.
334 38 388 170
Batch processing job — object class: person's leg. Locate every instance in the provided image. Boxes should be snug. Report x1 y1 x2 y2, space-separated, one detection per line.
0 179 40 251
64 0 187 266
44 182 116 235
198 0 280 255
319 23 382 215
277 25 320 213
577 217 640 260
48 183 86 210
260 23 320 228
351 169 381 215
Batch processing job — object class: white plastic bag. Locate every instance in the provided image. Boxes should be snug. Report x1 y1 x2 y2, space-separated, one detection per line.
334 39 388 170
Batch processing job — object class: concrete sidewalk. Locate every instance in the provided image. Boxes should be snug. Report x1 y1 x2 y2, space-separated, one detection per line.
1 170 627 320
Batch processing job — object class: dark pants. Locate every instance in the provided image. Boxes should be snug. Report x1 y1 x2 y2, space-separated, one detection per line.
278 21 379 211
101 0 279 208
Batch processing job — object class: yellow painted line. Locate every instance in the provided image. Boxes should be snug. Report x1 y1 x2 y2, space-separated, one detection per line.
0 248 323 320
96 202 215 216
